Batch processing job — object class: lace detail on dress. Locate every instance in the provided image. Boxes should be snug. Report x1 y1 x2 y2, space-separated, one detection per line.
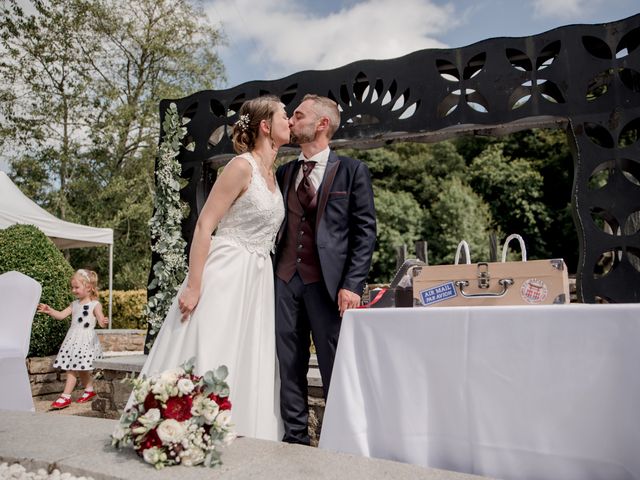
214 153 284 257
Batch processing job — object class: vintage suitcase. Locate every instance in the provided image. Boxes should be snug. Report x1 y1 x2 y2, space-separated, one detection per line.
412 235 570 307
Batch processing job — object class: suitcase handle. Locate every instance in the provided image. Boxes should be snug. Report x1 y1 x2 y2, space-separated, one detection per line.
454 240 471 264
455 278 514 298
501 234 527 262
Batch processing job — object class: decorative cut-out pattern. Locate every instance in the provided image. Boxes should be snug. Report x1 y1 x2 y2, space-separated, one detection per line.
593 248 620 279
506 41 565 109
583 28 640 101
332 72 419 126
150 13 640 305
584 119 640 148
587 158 640 191
436 53 489 117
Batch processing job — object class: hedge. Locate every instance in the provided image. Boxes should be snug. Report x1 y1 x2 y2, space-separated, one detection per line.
0 224 74 357
99 289 148 329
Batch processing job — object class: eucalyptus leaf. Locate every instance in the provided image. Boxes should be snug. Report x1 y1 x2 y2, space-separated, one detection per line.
214 365 229 381
203 370 215 384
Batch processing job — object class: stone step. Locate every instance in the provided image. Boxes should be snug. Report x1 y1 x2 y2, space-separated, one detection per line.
0 411 492 480
94 353 324 387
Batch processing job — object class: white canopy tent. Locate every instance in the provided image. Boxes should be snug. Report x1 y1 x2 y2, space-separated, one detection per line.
0 172 115 327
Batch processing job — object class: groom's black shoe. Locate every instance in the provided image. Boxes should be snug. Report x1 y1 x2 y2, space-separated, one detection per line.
283 434 310 446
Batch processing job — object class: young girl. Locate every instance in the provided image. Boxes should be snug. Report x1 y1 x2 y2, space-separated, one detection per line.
38 268 108 409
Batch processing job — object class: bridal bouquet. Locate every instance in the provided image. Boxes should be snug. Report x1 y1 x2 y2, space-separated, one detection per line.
111 358 235 469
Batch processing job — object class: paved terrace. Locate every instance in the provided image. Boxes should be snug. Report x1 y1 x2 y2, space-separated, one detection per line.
0 410 493 480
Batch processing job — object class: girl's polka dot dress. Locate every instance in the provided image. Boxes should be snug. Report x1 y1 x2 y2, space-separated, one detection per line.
53 300 103 371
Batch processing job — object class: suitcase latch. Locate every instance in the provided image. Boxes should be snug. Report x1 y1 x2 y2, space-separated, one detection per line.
477 262 490 289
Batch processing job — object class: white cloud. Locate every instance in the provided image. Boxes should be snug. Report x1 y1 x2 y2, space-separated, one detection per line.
531 0 603 19
206 0 457 80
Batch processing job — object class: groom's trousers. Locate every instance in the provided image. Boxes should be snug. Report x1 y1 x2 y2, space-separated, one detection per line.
275 272 342 445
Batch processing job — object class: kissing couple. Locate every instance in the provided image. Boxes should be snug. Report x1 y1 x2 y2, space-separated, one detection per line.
134 94 377 445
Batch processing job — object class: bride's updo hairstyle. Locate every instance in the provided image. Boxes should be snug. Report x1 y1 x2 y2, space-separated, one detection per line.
232 95 282 154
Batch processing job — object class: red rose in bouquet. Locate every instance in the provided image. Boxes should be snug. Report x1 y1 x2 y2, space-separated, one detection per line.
163 395 193 421
143 392 159 411
138 428 162 453
209 393 232 411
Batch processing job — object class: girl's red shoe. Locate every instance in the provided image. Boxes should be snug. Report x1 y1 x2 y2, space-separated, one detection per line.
76 390 97 403
51 396 71 409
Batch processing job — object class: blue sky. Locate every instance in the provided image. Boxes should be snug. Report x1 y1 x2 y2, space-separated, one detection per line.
204 0 639 87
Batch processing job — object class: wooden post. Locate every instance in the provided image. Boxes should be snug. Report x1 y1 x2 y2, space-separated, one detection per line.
489 232 498 262
415 240 428 265
395 244 407 269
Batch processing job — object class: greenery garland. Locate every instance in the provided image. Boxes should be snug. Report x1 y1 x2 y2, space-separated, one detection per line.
145 102 191 349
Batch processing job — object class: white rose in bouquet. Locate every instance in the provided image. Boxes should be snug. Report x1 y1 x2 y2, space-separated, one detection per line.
215 410 233 428
191 396 219 422
203 400 220 424
177 378 195 395
157 419 187 444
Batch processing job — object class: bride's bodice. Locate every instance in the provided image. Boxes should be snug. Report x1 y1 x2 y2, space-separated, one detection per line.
214 153 284 257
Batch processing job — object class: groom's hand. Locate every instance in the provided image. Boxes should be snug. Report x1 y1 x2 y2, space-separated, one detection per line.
338 289 361 317
178 286 199 322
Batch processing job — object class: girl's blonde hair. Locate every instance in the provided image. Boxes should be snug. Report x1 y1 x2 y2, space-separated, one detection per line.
231 95 283 154
73 269 99 300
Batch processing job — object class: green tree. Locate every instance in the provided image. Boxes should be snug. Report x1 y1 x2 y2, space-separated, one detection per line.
425 177 494 264
349 142 475 272
350 142 466 208
502 129 578 269
0 0 100 219
468 142 551 259
0 0 226 289
370 186 426 283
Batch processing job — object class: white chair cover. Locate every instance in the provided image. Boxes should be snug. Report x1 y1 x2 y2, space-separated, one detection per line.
0 271 41 412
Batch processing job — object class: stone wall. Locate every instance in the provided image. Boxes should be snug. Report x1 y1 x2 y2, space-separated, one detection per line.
96 329 146 352
27 330 145 399
93 369 136 419
27 356 66 398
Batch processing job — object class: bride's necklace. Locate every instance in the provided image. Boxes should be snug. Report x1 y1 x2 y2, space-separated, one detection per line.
252 151 275 179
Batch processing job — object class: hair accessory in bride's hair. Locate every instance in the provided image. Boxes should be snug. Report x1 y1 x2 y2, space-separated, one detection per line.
235 114 250 132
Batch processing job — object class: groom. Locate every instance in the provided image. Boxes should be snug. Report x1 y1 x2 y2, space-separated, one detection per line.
274 94 377 445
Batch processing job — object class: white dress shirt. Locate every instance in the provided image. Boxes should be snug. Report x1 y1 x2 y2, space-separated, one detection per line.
294 147 330 191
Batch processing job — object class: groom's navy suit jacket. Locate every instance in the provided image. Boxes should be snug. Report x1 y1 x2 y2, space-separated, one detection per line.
275 150 377 300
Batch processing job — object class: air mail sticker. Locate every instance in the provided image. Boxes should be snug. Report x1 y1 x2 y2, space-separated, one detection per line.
419 282 457 306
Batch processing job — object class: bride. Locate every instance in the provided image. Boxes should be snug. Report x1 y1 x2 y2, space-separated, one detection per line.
133 96 288 440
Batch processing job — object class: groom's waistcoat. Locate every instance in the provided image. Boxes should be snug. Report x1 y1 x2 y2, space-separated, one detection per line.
275 176 322 284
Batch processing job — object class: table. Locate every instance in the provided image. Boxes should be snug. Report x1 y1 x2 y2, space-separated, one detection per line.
319 304 640 480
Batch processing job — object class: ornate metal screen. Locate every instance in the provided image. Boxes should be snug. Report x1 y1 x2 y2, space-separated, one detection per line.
156 13 640 303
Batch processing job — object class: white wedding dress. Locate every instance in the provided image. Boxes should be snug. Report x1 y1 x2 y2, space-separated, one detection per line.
134 152 285 441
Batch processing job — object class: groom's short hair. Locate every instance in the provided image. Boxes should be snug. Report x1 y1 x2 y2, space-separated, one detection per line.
302 94 340 139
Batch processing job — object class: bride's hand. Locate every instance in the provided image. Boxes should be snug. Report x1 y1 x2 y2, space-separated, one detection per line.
178 286 199 322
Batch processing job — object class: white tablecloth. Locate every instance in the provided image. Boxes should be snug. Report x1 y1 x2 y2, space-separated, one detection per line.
319 304 640 480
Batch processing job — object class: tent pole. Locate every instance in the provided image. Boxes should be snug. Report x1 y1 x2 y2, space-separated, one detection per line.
108 244 113 329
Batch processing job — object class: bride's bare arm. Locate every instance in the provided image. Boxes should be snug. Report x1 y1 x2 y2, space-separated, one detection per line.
178 157 252 320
